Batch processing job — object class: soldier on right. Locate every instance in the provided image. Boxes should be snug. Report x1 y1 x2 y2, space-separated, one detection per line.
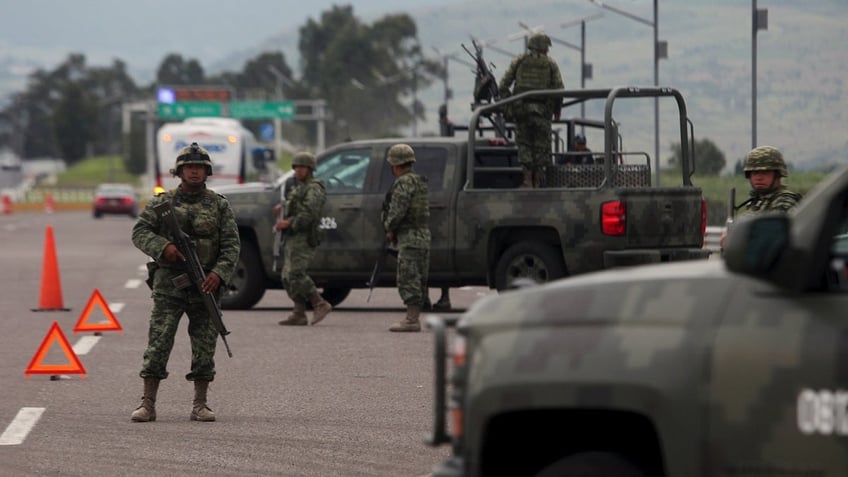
720 145 802 249
738 145 802 213
498 32 564 188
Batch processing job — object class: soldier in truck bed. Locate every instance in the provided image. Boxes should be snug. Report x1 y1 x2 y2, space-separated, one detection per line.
498 32 564 188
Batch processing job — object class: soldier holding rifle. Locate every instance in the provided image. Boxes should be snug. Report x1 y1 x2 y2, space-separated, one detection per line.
274 151 332 326
130 143 240 423
382 144 431 332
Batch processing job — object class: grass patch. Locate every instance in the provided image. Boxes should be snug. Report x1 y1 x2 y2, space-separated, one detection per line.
54 155 141 187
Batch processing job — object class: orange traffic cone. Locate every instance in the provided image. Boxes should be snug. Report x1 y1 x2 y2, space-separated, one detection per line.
44 193 55 214
32 225 70 312
1 194 12 214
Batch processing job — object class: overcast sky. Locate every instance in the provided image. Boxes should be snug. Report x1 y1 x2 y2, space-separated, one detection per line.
0 0 453 72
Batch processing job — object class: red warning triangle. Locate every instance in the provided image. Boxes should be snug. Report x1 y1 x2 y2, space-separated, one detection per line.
73 289 122 334
25 321 86 378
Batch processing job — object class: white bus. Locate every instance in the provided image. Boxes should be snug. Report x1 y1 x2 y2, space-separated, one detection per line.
155 117 277 190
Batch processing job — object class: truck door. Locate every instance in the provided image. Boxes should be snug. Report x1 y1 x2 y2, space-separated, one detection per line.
708 217 848 475
310 147 373 274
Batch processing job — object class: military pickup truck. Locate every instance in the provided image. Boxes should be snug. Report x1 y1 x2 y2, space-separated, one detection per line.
426 166 848 476
216 86 710 309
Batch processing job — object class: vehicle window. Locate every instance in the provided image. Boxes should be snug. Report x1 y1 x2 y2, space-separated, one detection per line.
377 145 447 193
315 148 371 195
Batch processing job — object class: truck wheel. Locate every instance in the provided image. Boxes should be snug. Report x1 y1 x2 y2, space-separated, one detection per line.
220 241 266 310
321 287 351 307
535 452 645 477
304 288 351 310
495 241 565 291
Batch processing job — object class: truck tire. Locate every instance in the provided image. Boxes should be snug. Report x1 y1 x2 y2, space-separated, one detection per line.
221 241 266 310
534 452 645 477
320 287 351 307
304 288 351 309
494 241 566 291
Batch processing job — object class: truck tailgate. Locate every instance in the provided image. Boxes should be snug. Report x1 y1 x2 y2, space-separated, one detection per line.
620 187 704 247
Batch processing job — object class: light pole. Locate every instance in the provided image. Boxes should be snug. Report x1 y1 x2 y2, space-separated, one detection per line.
752 1 768 149
432 47 475 133
267 65 293 161
589 0 666 186
561 13 603 121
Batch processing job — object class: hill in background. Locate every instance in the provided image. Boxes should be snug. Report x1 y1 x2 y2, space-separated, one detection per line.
234 0 847 172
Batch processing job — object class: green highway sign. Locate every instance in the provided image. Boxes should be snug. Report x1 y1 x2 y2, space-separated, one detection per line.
158 102 222 119
230 101 295 119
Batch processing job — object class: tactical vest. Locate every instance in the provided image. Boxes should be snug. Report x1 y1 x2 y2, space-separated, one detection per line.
514 53 555 94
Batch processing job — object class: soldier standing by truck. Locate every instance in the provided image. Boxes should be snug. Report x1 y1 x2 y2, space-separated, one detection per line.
275 151 333 326
130 142 240 423
382 144 431 332
498 32 564 188
721 145 802 248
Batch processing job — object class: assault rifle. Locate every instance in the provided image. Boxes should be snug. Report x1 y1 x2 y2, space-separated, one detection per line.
462 38 507 138
154 200 233 358
366 237 395 302
272 176 296 272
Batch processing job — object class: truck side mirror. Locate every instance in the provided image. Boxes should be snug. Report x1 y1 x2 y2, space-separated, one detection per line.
724 213 790 277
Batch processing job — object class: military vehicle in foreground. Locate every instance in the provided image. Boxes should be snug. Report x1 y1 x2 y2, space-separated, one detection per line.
217 87 710 309
426 166 848 476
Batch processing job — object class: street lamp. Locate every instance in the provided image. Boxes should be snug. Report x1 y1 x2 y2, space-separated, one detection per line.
561 13 603 121
752 1 768 149
267 65 294 161
588 0 666 186
431 46 475 124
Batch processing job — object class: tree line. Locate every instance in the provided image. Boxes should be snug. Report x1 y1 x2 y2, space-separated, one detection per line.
0 5 443 172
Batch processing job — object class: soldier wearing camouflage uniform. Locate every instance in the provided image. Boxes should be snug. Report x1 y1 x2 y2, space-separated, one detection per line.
498 32 564 188
382 144 431 332
275 151 332 326
740 145 802 212
130 142 240 423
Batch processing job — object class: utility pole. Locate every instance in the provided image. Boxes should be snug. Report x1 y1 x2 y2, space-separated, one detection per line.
752 1 768 149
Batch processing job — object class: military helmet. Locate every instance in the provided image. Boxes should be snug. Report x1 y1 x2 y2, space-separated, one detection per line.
527 33 552 52
387 143 416 166
291 151 317 170
744 145 787 178
172 142 212 176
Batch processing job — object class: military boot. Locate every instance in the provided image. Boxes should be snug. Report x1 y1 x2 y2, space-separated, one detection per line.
190 380 216 422
433 294 452 311
309 291 332 326
278 301 307 326
389 305 422 332
130 377 160 422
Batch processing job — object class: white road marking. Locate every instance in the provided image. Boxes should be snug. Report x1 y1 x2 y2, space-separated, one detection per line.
72 336 101 356
125 279 143 289
109 302 125 313
0 407 45 446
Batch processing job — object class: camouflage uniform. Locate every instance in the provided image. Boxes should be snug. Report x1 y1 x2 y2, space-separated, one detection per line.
277 151 332 327
498 33 564 188
383 144 431 332
282 177 326 303
129 142 239 423
740 146 802 213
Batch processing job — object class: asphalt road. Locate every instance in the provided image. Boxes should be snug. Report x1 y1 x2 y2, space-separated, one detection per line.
0 210 490 476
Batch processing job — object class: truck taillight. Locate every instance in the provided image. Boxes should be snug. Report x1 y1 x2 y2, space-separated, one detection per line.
601 200 626 236
701 199 708 235
449 335 467 440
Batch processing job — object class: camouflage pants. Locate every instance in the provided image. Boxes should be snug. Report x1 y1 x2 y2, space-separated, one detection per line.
514 112 552 179
397 246 430 307
282 234 317 303
139 292 218 381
